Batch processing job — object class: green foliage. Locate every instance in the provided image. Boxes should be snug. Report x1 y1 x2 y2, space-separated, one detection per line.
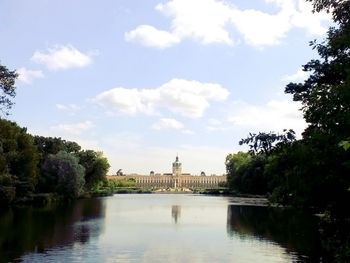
0 63 110 203
0 186 15 205
34 137 110 197
0 118 39 197
226 152 268 195
41 151 85 199
278 0 350 212
226 151 252 172
0 63 17 116
109 178 136 188
90 178 136 196
228 0 350 215
339 140 350 151
264 141 332 208
77 150 110 190
306 0 350 25
239 129 296 155
34 136 81 157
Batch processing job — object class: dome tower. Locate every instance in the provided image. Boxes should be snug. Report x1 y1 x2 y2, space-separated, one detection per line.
172 155 182 177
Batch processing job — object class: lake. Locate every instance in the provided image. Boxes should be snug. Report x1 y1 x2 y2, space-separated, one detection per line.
0 194 326 262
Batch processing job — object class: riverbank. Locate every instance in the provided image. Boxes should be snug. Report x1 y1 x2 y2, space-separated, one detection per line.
1 186 268 207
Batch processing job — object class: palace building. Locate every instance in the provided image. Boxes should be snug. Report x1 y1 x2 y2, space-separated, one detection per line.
109 156 227 189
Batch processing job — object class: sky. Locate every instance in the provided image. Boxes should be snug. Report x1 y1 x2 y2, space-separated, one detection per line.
0 0 331 175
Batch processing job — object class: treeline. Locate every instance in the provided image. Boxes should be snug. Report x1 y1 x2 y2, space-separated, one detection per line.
0 60 111 205
226 0 350 214
226 3 350 258
0 118 110 205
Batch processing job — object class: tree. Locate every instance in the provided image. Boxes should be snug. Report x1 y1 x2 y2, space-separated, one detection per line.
226 152 268 195
239 130 296 155
41 151 85 199
0 119 39 198
77 150 110 190
286 0 350 140
34 136 83 193
225 152 252 177
282 0 350 211
34 136 81 156
0 63 17 115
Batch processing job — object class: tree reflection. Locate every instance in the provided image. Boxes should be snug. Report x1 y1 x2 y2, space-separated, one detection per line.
0 198 106 262
226 205 324 261
171 205 181 224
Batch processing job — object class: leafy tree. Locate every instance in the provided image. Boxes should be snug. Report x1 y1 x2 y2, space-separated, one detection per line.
280 0 350 212
34 136 81 156
239 129 296 155
0 119 39 198
226 152 268 195
77 150 110 190
41 151 85 199
34 136 82 193
0 63 17 116
225 152 252 177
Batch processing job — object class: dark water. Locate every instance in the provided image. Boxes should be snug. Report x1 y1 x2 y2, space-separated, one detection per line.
0 194 326 262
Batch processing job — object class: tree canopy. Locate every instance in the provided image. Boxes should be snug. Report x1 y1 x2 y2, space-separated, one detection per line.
0 63 17 116
239 130 296 155
78 150 110 190
227 0 350 212
0 119 39 200
41 151 85 200
0 117 110 203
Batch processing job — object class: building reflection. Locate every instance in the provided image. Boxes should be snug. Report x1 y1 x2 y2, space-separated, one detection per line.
171 205 181 224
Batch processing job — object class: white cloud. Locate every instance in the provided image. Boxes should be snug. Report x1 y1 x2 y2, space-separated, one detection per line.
125 0 234 48
125 25 180 48
290 0 330 35
206 118 227 131
94 87 160 115
50 121 94 135
56 103 81 112
125 0 330 49
31 45 93 70
228 99 306 136
152 118 184 130
282 68 310 82
156 0 234 45
230 8 291 47
94 78 229 118
159 79 229 117
152 117 194 134
17 67 44 84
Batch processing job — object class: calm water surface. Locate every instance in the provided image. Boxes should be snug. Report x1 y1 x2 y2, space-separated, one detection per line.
0 194 324 262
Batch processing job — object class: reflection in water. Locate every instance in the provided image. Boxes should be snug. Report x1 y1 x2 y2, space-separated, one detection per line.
0 198 106 262
171 205 181 223
226 205 324 262
0 194 335 262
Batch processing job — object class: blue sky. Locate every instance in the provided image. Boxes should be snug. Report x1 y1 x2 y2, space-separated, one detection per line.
0 0 331 175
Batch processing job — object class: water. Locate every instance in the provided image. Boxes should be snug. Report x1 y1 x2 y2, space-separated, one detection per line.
0 194 325 262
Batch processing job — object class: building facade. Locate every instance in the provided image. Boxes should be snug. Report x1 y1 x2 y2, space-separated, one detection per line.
109 156 227 189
